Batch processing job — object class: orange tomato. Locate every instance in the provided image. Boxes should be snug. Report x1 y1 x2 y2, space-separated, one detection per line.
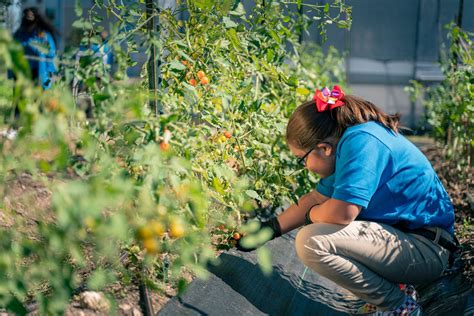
160 142 170 151
197 70 205 80
233 233 241 240
200 76 209 85
189 78 197 86
47 98 58 110
224 131 232 139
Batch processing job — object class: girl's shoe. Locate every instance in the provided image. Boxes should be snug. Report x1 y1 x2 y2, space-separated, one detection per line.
398 284 418 301
354 285 420 315
374 295 422 315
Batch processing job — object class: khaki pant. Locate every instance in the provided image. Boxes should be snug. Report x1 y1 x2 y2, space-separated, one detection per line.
294 221 451 310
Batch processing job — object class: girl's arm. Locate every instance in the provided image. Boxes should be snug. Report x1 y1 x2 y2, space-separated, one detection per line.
308 199 361 225
277 190 329 234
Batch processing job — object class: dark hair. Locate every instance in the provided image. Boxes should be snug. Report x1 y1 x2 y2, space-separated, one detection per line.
286 94 401 150
15 7 59 44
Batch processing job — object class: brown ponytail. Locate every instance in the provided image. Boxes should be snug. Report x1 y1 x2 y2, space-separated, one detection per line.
286 94 401 150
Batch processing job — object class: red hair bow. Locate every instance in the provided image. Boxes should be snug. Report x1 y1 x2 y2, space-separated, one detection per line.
313 85 345 112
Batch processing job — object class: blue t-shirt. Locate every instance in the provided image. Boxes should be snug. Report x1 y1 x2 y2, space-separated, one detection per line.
14 30 57 89
316 121 455 234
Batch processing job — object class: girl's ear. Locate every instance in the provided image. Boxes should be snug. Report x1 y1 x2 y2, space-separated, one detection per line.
316 142 334 157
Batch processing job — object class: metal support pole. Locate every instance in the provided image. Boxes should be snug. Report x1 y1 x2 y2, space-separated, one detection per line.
410 0 422 129
146 0 161 116
298 3 303 44
452 0 464 69
456 0 464 28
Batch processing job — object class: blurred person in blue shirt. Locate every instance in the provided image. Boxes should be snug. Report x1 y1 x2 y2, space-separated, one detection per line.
14 7 58 90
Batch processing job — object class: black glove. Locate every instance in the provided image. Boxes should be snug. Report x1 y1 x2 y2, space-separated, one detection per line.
236 217 282 252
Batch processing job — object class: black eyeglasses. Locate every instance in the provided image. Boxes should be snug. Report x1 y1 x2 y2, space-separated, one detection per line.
297 148 315 166
296 142 332 167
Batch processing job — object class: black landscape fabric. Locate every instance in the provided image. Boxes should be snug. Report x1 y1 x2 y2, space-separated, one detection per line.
158 227 473 316
158 230 362 316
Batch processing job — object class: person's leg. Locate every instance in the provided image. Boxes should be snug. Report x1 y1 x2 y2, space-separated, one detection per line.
294 221 450 311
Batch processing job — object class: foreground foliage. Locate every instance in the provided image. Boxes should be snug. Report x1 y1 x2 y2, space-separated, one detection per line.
0 1 349 314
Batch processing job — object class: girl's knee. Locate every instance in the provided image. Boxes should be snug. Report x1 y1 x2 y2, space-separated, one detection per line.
295 225 331 266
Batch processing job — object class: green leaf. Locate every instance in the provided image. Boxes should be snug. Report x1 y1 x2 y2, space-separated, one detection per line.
296 87 310 95
297 0 302 10
286 75 298 87
75 0 83 16
245 190 261 201
267 30 281 44
266 49 274 63
213 177 225 195
29 41 50 55
105 214 129 241
176 50 193 63
229 3 246 16
38 159 51 172
256 247 273 276
72 19 92 30
6 296 28 315
194 0 213 10
241 221 261 234
226 29 241 49
9 47 31 78
239 234 258 248
324 3 330 13
223 17 238 29
337 20 350 29
177 278 188 296
87 269 107 290
258 227 274 243
169 60 186 71
93 93 111 102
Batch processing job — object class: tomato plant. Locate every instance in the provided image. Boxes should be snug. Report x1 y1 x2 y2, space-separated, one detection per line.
0 1 350 313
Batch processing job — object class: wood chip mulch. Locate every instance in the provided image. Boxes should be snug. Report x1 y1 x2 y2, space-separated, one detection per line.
419 144 473 284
